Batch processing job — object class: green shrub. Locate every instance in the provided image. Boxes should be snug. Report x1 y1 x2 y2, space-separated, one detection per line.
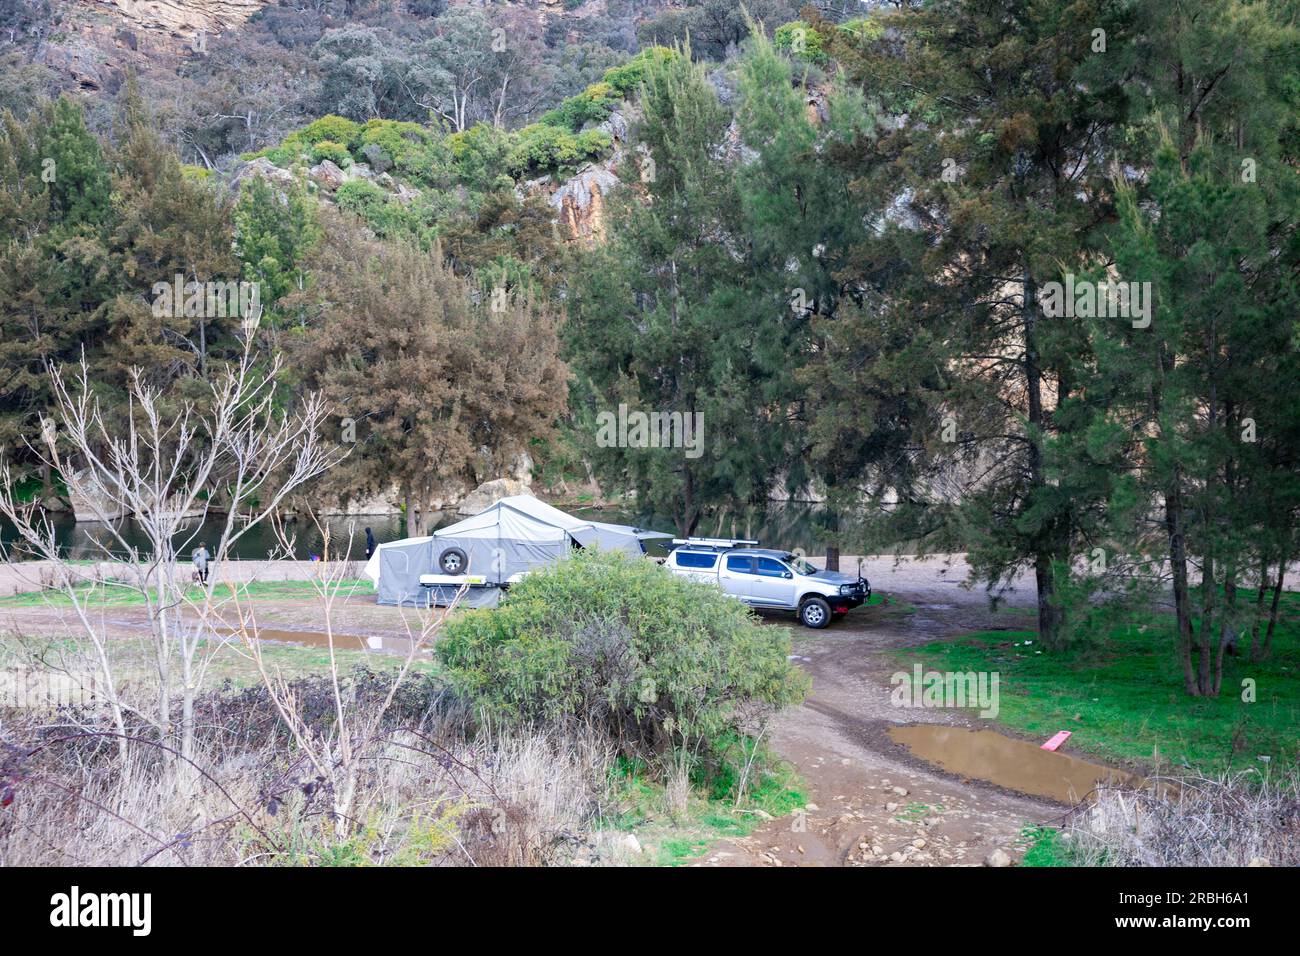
774 21 830 65
436 550 810 765
448 123 513 192
355 119 450 183
506 124 611 178
540 81 620 132
335 179 433 241
602 46 678 97
300 115 362 148
837 17 886 43
309 140 352 168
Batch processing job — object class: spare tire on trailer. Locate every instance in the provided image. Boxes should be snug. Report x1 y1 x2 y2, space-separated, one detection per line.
438 547 469 575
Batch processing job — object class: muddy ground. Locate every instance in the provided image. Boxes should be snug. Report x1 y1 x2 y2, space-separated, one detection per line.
697 555 1066 868
1 554 1080 867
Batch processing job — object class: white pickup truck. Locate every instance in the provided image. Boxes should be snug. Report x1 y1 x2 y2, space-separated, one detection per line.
664 537 870 628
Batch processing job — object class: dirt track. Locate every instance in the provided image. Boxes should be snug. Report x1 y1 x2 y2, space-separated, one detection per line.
699 554 1064 867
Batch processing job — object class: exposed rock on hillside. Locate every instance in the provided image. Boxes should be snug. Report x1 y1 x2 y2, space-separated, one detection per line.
549 164 620 243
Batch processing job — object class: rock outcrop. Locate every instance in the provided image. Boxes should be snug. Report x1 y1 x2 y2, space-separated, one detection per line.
455 478 531 516
549 163 620 243
66 470 130 522
98 0 269 44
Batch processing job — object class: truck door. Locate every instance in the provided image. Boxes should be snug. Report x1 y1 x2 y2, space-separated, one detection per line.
719 554 758 602
751 556 798 608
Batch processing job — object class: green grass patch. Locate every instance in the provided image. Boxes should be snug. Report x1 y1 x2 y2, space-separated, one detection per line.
1020 826 1075 867
597 750 806 867
889 593 1300 774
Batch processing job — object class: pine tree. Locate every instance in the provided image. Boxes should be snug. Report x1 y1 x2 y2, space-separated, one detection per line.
1080 0 1300 693
0 97 113 495
825 0 1132 647
567 44 787 535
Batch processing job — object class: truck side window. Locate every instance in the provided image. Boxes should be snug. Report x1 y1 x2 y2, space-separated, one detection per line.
754 557 789 577
676 551 718 569
725 555 755 574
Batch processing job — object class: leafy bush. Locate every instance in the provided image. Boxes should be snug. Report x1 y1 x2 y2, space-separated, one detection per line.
356 119 449 182
335 179 434 241
540 81 620 132
447 123 513 193
309 139 352 168
436 550 809 765
837 17 886 43
300 115 362 148
774 21 830 65
602 45 678 97
506 123 611 178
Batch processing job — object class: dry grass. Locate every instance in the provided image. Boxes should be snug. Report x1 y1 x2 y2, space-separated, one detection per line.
1061 768 1300 866
0 674 617 867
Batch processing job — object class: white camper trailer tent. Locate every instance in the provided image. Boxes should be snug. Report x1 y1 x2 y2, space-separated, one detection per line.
363 494 671 607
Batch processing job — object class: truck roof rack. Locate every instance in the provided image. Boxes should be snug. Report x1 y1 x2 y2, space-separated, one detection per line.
671 536 760 549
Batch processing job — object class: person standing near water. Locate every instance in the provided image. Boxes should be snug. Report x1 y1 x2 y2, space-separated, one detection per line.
365 527 376 559
193 543 211 586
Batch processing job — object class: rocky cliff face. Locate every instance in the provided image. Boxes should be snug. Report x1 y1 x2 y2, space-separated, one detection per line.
96 0 268 38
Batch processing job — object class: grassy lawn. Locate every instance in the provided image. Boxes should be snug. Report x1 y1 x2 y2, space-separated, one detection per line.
0 578 373 608
889 591 1300 775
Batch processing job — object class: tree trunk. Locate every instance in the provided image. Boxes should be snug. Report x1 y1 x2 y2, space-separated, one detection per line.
1022 268 1063 648
1198 553 1216 696
1246 551 1269 660
1255 555 1287 661
404 488 416 539
1165 484 1199 694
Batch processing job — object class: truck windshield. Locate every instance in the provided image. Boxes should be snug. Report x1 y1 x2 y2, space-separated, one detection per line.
786 555 817 575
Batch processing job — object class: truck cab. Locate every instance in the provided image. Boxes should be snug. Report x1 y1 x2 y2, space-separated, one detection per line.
665 537 870 628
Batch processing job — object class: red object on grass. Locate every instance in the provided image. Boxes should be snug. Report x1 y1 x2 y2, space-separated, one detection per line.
1041 731 1072 751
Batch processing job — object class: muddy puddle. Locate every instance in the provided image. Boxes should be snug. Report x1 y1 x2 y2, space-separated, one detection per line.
215 627 417 654
889 724 1136 804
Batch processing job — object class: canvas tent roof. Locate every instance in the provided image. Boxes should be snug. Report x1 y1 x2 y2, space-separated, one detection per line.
363 494 670 606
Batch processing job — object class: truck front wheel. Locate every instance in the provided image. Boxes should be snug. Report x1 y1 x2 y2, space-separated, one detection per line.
799 597 832 629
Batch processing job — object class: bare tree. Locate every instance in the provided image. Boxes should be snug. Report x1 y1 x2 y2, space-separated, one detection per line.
225 521 462 840
0 342 343 768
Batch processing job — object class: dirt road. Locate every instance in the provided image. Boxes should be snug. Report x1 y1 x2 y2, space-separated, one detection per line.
699 554 1064 868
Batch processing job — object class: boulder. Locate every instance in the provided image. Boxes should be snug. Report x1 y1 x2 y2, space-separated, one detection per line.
66 470 129 522
456 478 531 516
308 159 346 192
983 849 1012 868
511 451 534 486
361 144 392 173
596 111 629 144
317 488 403 516
232 156 298 193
